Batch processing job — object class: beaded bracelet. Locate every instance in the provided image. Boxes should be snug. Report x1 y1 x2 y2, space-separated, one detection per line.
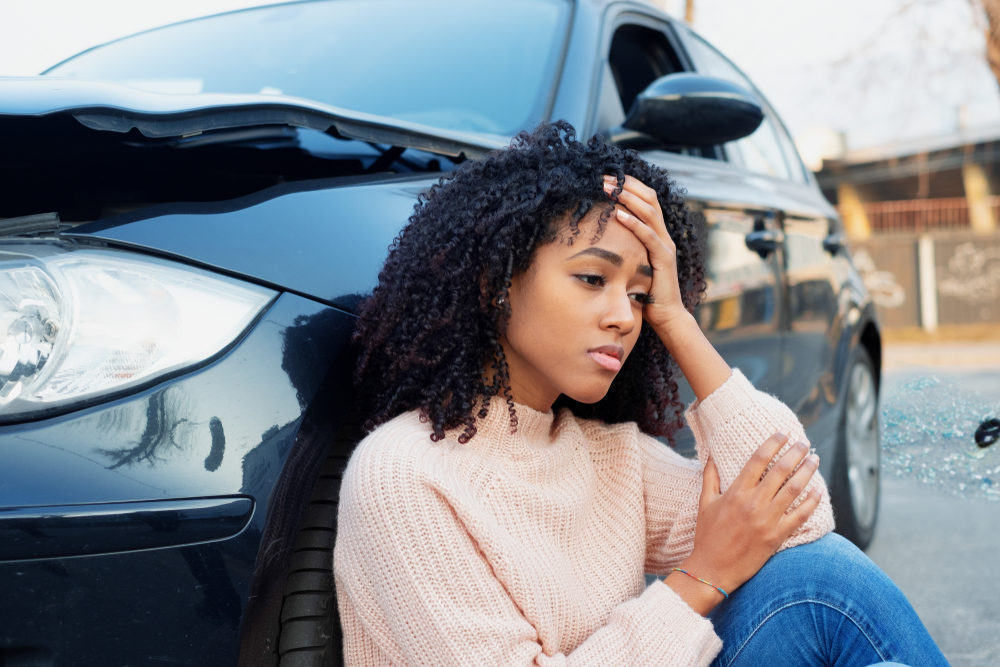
670 567 729 599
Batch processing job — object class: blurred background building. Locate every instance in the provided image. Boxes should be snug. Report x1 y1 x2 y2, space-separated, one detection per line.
817 127 1000 337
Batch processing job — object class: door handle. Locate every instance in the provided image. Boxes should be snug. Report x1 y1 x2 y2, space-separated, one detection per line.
745 229 784 257
823 232 846 255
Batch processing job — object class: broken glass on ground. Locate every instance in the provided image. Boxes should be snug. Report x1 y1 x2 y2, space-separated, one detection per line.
881 374 999 501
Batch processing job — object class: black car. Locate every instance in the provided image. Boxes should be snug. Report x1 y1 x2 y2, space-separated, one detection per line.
0 1 881 665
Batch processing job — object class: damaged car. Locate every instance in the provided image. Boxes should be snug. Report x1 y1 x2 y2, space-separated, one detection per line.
0 1 881 665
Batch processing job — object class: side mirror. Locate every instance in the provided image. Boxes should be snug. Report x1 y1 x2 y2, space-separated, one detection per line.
616 73 764 148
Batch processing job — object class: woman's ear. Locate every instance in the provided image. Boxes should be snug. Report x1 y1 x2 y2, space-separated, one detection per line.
477 252 516 312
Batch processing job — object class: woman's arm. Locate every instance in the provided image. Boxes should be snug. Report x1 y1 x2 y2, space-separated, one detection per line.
334 431 722 666
678 371 834 603
609 175 832 611
651 311 730 401
682 368 834 548
640 377 834 615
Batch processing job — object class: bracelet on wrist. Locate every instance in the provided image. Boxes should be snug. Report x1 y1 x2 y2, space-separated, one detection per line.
669 567 729 600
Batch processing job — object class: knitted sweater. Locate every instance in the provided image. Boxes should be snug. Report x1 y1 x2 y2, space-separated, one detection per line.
333 370 834 665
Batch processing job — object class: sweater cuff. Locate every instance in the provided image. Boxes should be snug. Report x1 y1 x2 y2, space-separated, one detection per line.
624 580 722 664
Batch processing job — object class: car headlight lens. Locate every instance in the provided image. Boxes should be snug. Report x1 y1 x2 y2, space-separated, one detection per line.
0 242 276 421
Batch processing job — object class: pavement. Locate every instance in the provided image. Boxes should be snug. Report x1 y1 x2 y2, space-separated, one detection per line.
882 340 1000 368
866 477 998 667
865 340 1000 667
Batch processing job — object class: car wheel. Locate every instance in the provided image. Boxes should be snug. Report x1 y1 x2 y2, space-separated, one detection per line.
831 345 880 550
276 450 346 666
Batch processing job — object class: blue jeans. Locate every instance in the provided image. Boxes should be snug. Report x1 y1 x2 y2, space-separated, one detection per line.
709 533 948 666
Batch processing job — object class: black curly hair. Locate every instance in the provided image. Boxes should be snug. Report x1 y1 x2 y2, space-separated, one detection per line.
353 120 706 443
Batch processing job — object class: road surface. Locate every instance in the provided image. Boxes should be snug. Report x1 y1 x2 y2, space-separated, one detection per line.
866 343 1000 666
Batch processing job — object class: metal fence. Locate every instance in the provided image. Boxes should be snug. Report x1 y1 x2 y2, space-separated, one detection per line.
858 196 1000 234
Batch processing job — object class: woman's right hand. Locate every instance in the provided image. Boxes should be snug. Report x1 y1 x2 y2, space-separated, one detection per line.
667 433 822 612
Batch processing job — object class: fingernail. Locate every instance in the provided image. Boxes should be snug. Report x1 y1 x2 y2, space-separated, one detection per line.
616 209 630 220
603 174 616 183
603 182 614 194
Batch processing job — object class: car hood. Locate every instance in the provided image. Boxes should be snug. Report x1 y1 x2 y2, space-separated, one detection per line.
0 77 506 159
68 174 438 312
0 77 512 311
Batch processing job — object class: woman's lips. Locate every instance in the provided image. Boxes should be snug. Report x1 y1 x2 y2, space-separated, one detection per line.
588 346 624 372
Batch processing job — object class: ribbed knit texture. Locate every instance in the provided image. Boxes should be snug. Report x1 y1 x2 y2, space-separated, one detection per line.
333 369 834 665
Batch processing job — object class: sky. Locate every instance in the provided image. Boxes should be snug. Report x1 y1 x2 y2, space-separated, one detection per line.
2 0 998 167
670 0 1000 160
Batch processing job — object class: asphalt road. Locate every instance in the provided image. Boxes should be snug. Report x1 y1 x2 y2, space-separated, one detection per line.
865 346 1000 667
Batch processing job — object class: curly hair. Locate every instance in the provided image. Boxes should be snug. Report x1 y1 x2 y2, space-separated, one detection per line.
353 120 706 443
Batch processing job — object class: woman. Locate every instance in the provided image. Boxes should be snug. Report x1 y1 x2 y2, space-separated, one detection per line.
334 122 945 665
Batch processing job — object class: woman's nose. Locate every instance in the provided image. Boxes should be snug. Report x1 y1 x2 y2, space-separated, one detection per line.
601 290 637 333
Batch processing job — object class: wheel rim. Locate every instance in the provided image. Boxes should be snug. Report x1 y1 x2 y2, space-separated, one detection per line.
845 361 879 530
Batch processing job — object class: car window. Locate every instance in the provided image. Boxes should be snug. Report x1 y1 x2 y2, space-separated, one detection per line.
681 33 800 182
775 120 810 183
607 24 682 114
45 0 570 136
598 21 713 157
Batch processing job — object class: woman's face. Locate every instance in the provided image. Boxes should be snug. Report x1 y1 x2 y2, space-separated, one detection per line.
500 206 653 411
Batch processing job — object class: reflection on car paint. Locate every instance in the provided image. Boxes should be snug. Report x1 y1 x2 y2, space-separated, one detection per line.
205 416 226 471
0 294 329 508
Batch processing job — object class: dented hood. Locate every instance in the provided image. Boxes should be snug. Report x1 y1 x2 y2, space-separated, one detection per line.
0 77 506 158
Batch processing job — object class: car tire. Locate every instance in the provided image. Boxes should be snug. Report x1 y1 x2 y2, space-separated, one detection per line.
276 450 346 666
830 345 880 550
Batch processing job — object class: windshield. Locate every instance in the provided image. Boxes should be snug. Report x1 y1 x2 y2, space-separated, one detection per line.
45 0 570 136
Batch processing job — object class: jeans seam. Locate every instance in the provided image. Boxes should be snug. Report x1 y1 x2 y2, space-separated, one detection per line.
723 598 890 667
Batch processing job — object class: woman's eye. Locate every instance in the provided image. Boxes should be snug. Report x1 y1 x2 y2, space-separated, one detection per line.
630 292 652 305
576 274 606 287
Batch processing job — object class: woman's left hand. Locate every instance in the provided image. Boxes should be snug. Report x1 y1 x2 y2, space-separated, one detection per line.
603 174 688 335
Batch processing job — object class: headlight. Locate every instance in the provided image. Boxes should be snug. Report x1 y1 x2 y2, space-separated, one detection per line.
0 241 276 421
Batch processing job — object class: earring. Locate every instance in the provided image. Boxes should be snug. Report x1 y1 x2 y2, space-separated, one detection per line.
497 296 506 305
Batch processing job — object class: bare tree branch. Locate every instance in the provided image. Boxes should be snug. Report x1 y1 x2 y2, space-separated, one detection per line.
973 0 1000 91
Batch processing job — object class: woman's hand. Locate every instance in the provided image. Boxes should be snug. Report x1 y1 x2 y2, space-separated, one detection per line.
603 174 688 334
668 433 822 613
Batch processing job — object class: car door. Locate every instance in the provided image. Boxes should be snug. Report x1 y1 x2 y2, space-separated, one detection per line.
586 12 786 452
677 28 847 441
690 200 785 398
779 212 844 438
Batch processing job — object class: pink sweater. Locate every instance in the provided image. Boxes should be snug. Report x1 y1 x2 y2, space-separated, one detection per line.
333 370 834 665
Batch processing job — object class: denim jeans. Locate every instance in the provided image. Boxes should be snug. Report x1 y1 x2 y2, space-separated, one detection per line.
709 533 948 666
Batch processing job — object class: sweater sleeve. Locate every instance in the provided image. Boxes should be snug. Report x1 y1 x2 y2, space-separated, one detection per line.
643 369 834 572
334 433 722 666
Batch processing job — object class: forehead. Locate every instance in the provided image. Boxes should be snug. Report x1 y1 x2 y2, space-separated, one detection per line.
550 205 648 259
